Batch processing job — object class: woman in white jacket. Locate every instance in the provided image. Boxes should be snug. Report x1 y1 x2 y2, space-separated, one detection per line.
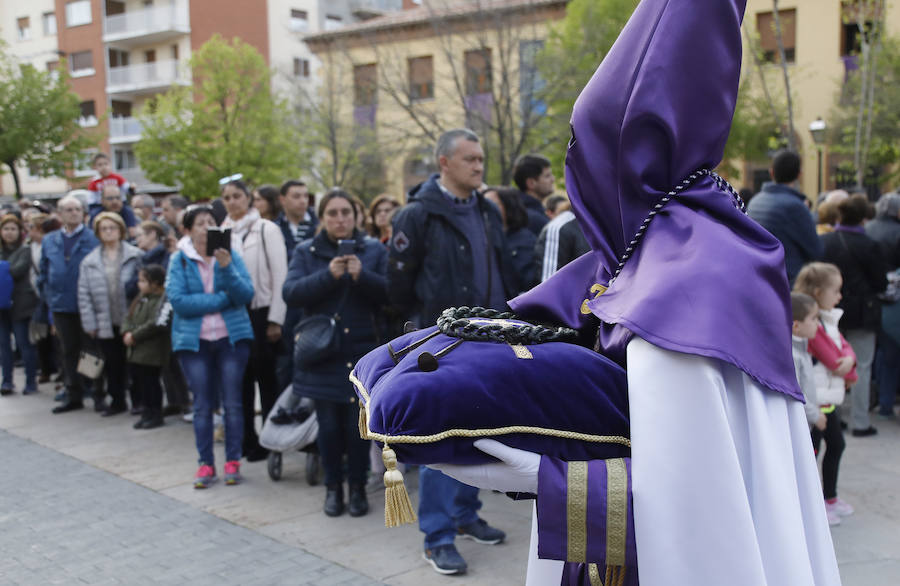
221 178 288 461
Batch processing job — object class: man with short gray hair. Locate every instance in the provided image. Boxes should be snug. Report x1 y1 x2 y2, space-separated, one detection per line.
131 194 156 222
387 128 518 575
38 195 99 413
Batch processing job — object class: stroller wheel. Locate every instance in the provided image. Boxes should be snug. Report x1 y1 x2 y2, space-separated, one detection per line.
268 452 283 481
305 452 320 486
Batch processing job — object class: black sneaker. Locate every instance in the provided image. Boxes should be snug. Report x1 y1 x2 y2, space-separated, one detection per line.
423 544 467 575
52 401 84 414
851 426 878 437
457 519 506 545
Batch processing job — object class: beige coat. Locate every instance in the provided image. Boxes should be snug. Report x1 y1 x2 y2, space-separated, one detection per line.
224 210 288 326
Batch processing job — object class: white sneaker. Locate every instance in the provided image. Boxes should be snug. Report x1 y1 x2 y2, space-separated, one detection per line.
826 497 854 517
182 411 194 423
825 507 841 526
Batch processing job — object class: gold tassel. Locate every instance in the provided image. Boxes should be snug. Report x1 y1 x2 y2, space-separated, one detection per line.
358 405 369 439
382 445 417 527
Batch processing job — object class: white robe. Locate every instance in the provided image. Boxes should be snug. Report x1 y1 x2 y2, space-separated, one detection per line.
526 337 841 586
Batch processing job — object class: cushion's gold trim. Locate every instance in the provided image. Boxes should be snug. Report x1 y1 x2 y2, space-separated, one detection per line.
349 371 631 448
605 458 628 567
567 461 588 563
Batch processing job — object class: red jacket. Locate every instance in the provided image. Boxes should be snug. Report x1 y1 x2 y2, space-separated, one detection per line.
807 324 858 385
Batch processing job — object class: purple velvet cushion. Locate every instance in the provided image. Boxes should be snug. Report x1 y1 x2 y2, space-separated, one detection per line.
351 326 631 466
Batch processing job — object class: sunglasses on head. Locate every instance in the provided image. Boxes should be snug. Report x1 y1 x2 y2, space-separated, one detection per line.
218 173 243 185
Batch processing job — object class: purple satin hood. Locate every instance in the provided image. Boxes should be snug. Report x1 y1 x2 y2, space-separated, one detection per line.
510 0 802 400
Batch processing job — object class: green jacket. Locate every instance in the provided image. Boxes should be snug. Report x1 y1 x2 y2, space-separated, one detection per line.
121 292 169 367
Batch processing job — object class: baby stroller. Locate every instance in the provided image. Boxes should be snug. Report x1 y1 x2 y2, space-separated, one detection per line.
259 386 320 484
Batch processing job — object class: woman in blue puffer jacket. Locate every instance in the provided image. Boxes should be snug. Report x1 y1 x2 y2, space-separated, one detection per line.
283 188 388 518
166 204 254 489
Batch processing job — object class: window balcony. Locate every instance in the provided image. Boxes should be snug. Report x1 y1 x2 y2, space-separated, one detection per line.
109 117 143 144
103 0 189 47
351 0 402 20
106 59 190 97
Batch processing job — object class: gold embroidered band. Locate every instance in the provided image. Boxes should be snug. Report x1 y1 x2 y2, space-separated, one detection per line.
605 458 628 567
588 563 603 586
567 461 589 563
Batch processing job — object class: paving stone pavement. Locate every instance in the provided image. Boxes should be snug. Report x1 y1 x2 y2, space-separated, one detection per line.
0 430 382 586
1 371 898 585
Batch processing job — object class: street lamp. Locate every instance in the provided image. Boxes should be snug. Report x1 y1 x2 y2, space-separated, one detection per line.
809 117 827 194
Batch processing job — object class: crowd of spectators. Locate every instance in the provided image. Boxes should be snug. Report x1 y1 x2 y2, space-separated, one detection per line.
0 129 591 576
4 139 897 573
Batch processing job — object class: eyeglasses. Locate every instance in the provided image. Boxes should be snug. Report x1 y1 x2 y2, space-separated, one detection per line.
218 173 243 185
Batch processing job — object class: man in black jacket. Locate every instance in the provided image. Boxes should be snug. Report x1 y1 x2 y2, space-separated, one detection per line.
388 129 515 576
513 154 556 236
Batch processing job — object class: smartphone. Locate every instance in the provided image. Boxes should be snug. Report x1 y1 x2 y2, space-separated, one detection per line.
337 239 356 257
206 226 232 257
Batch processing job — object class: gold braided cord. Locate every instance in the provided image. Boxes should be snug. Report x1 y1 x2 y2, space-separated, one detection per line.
349 372 631 448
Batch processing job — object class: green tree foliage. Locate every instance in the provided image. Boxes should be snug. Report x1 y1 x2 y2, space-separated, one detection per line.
830 36 900 187
290 54 387 201
534 0 638 174
0 43 97 198
135 35 299 199
722 73 787 178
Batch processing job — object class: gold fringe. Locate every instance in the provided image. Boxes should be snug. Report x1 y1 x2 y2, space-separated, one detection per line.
358 404 369 440
602 565 625 586
382 445 416 527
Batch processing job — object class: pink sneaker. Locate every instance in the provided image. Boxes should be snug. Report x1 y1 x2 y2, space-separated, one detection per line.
224 461 242 486
194 464 217 489
826 497 854 517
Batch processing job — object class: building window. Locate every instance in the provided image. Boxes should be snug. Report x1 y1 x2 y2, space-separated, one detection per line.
325 15 342 31
293 58 310 78
408 56 434 101
519 40 546 116
17 17 31 41
74 149 99 177
354 63 377 106
171 44 179 60
114 148 137 171
464 48 492 96
78 101 98 127
42 12 57 36
65 0 92 27
69 50 94 77
756 9 796 64
840 1 881 56
108 49 129 68
290 9 309 32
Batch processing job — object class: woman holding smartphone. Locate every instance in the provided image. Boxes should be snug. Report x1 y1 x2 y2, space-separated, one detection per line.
221 178 288 462
166 204 254 488
282 189 388 518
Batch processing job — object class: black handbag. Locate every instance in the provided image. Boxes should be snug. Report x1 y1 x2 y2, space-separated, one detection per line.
293 285 350 368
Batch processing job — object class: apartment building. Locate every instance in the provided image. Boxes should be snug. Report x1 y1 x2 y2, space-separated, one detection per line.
305 0 566 197
1 0 404 198
741 0 900 197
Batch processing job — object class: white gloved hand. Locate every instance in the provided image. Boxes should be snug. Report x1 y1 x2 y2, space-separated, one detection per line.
429 439 540 494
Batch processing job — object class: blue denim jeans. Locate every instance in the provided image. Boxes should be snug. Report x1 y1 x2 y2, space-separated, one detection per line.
876 332 900 415
178 339 250 465
419 467 482 549
0 311 37 391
